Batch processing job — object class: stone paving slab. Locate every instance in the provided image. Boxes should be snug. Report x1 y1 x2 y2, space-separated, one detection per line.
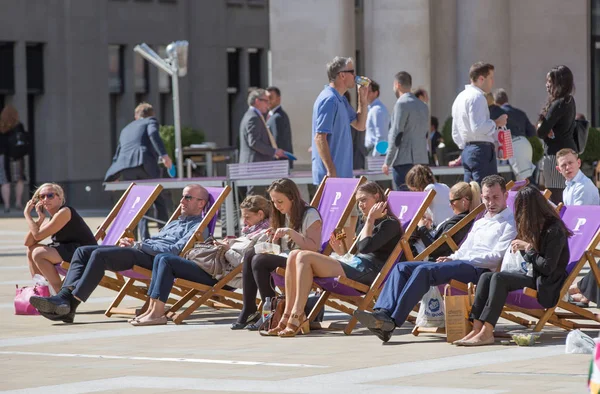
0 216 595 393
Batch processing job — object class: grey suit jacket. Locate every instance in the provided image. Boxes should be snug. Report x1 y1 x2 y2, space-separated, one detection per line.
385 92 429 167
239 107 276 164
267 106 293 167
104 117 167 181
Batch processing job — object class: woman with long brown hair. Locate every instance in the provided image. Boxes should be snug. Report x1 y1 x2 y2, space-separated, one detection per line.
536 65 577 204
231 178 322 330
267 181 402 337
0 105 28 212
455 186 571 346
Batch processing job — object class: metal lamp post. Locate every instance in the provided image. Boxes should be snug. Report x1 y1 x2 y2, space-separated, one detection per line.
134 41 189 178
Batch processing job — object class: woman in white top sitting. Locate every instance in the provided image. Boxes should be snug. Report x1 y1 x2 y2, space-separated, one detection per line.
405 164 453 227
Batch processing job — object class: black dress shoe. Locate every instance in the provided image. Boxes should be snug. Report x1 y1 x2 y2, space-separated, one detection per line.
231 311 260 330
354 309 395 332
30 295 70 316
370 327 394 343
39 310 73 323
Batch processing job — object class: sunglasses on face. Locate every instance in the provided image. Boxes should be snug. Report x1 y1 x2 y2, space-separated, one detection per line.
449 197 463 204
39 193 55 201
182 195 204 202
338 69 356 76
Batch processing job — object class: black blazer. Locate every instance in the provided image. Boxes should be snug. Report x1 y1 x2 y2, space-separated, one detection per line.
267 106 294 168
411 211 473 260
501 104 536 138
536 97 577 155
105 117 167 181
523 218 569 308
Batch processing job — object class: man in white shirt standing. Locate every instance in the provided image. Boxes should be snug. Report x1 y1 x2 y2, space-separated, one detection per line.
451 62 508 184
364 80 390 156
556 148 600 205
355 175 516 342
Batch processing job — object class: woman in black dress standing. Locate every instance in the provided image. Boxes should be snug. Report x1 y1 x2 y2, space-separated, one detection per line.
536 65 577 205
24 183 97 293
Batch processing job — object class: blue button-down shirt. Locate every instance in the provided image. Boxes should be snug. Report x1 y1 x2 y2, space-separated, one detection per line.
563 170 600 206
311 85 357 184
365 98 390 155
139 214 206 256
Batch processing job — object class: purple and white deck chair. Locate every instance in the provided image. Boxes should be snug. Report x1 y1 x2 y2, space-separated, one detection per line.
104 185 232 317
506 188 553 212
270 176 366 289
304 189 436 335
502 205 600 331
56 183 163 292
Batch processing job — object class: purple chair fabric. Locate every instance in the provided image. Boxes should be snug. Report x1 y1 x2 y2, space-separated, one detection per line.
505 205 600 310
316 178 361 252
510 180 528 190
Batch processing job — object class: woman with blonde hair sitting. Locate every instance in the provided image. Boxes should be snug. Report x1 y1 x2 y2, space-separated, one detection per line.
410 181 481 260
24 183 97 293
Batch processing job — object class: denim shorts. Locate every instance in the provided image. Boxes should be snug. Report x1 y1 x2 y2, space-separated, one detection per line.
341 256 378 286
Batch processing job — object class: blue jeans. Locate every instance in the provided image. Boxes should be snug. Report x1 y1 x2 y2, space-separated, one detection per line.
392 164 413 191
461 143 497 184
374 260 489 327
148 253 223 303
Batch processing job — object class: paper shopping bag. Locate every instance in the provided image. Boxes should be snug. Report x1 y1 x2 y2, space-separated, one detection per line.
497 127 514 160
443 284 473 343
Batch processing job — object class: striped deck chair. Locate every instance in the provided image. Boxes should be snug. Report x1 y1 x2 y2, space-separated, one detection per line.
57 183 162 293
104 185 231 317
450 205 600 332
166 176 366 325
287 189 436 335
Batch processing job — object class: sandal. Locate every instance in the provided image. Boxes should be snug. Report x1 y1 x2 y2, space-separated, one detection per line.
265 313 290 336
278 313 309 338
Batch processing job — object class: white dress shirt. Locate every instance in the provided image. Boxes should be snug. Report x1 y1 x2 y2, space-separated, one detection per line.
365 98 390 155
449 207 516 271
268 105 281 119
563 170 600 206
451 84 497 149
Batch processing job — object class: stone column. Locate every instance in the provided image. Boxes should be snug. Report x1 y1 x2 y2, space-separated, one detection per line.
456 0 511 93
269 0 355 166
363 0 431 115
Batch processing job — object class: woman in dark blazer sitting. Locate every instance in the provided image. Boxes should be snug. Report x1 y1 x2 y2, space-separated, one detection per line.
410 181 481 260
536 65 577 205
454 186 571 346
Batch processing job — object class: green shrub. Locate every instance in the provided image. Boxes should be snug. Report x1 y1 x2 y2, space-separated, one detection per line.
528 136 544 164
580 127 600 166
159 125 205 159
441 116 458 152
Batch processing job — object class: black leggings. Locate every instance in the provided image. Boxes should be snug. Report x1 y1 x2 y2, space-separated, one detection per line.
469 271 536 327
237 249 287 324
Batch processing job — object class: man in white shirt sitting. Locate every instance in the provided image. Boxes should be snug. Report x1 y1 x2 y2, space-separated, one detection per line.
451 62 508 184
556 148 600 206
355 175 516 342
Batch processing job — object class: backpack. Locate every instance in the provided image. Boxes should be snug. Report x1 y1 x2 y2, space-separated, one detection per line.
7 124 30 159
573 118 589 155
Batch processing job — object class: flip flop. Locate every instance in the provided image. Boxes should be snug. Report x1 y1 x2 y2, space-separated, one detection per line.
130 316 168 326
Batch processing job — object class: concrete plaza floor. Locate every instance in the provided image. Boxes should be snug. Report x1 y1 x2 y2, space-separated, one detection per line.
0 215 595 393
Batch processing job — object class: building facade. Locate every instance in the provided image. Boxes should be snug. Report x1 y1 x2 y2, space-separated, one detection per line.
0 0 596 208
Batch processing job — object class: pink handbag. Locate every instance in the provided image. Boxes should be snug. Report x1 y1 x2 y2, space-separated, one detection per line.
14 284 50 315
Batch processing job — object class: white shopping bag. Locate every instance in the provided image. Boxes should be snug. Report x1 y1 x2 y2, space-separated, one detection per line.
416 286 445 328
500 248 532 276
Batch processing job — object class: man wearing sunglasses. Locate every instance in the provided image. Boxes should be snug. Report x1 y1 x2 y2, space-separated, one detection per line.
30 184 209 323
312 56 368 185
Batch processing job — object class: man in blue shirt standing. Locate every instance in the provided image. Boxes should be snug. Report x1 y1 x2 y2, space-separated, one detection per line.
312 56 368 185
30 184 210 323
556 148 600 205
365 80 390 156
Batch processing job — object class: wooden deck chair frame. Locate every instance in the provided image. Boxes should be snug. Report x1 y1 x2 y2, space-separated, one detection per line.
290 189 436 335
104 185 231 317
164 176 366 325
59 183 163 293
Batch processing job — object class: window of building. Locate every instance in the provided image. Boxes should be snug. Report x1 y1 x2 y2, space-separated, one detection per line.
108 45 124 94
0 42 15 95
227 48 240 93
592 0 600 124
134 52 149 104
226 0 244 6
247 0 266 7
157 45 172 125
248 48 262 88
